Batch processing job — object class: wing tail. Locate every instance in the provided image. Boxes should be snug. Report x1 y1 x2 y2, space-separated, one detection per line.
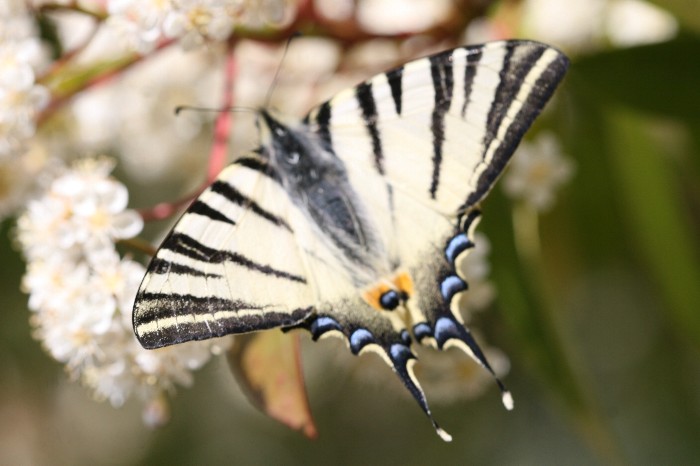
293 304 453 441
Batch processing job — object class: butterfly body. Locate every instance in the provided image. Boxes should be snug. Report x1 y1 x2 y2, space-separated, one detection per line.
133 40 569 441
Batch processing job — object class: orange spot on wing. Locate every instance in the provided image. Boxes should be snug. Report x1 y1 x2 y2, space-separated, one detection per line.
362 282 392 310
393 271 414 296
362 271 415 311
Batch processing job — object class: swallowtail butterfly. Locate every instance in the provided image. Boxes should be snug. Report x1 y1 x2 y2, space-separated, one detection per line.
133 40 569 441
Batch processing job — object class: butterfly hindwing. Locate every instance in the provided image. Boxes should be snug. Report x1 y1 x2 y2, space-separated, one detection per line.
302 38 566 395
133 40 568 440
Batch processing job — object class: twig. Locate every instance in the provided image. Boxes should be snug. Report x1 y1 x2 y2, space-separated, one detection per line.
36 39 177 126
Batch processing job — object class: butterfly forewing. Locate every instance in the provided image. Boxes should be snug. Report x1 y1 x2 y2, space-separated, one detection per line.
133 159 316 348
133 40 569 440
309 41 567 214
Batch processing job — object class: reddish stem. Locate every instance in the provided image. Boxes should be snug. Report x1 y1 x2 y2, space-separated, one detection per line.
36 1 108 20
137 39 238 223
37 18 101 83
207 38 238 184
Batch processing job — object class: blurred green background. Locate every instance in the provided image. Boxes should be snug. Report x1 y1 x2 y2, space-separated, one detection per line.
2 1 700 465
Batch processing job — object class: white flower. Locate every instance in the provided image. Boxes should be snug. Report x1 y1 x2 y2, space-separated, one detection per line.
503 131 574 212
107 0 292 52
521 0 607 50
17 157 144 263
521 0 678 51
51 159 144 249
69 47 222 184
606 0 677 47
106 0 173 53
16 156 228 424
0 1 50 160
357 0 452 34
163 0 237 50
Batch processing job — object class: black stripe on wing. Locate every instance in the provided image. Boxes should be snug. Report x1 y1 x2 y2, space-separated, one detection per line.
189 200 236 225
234 156 282 184
149 257 221 278
460 47 484 117
134 292 312 349
463 43 569 210
356 81 385 175
483 44 519 151
428 51 455 199
160 232 306 283
314 101 335 155
138 293 265 322
386 66 404 116
210 180 293 232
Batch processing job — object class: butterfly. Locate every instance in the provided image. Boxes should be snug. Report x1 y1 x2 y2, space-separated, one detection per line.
132 40 569 441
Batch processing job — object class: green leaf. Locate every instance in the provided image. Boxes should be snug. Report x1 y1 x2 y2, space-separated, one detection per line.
570 35 700 120
606 107 700 345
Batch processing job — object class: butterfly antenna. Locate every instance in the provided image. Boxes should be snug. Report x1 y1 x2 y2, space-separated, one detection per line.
263 32 300 109
174 105 257 116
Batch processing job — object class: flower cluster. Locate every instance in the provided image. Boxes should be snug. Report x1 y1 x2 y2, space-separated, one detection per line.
16 157 227 426
0 1 51 221
107 0 293 52
0 1 50 160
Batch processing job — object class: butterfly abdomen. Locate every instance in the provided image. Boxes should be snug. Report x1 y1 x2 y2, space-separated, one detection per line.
261 110 389 279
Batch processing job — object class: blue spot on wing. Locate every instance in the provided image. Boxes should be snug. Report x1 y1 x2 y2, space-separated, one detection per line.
445 233 472 263
349 328 374 354
309 316 342 340
434 316 462 345
390 343 413 365
400 329 411 346
379 290 401 310
413 322 433 342
433 315 494 372
440 275 467 301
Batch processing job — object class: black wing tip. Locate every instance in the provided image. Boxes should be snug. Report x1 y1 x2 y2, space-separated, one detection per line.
134 328 211 350
502 38 570 59
133 326 167 350
506 39 570 75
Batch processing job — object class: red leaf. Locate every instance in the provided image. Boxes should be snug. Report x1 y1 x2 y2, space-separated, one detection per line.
227 331 317 438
